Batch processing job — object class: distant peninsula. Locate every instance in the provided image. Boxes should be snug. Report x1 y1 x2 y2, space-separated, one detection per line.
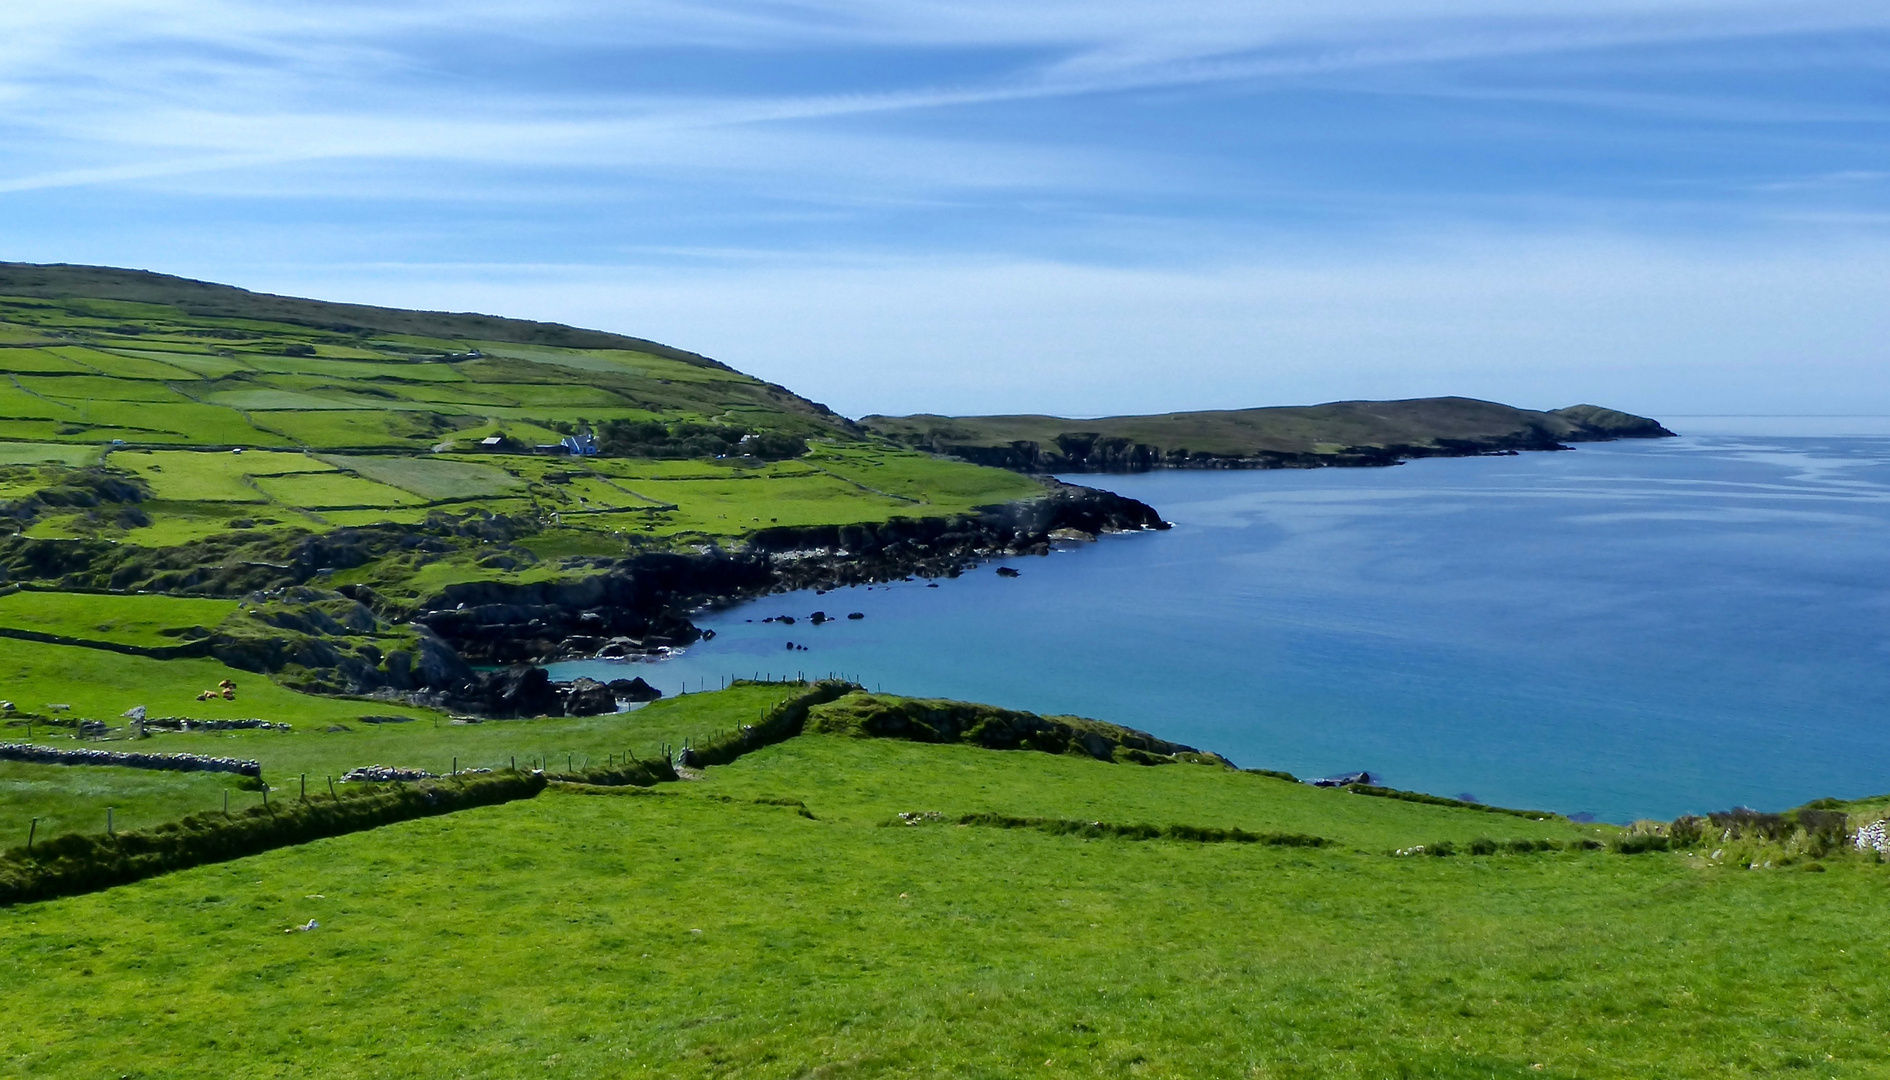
863 397 1674 473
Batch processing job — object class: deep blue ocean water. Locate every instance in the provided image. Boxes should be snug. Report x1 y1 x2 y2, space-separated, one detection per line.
550 433 1890 822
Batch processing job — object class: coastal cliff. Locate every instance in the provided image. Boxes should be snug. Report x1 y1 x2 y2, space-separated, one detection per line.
412 480 1163 669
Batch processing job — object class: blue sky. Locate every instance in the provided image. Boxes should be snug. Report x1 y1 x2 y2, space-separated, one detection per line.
2 2 1886 419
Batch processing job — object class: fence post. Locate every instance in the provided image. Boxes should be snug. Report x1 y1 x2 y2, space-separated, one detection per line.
452 756 457 777
27 817 36 851
301 774 307 800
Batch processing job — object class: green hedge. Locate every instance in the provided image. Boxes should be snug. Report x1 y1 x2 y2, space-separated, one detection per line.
954 812 1328 848
1343 783 1559 821
0 771 546 907
554 755 677 788
805 690 1232 767
678 680 858 768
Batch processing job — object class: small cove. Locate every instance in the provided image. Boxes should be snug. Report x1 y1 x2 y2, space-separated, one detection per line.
550 432 1890 822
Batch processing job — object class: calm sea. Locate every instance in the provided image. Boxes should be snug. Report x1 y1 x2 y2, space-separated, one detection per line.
550 429 1890 822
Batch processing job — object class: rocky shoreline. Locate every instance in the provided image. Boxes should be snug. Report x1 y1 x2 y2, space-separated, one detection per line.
367 480 1166 717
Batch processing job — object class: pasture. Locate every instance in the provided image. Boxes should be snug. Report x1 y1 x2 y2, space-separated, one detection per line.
1 700 1884 1078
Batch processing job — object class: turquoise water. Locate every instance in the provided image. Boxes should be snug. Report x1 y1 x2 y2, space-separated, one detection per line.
550 434 1890 822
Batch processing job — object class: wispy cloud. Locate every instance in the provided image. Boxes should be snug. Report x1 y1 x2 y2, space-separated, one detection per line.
5 1 1887 195
1 2 1885 414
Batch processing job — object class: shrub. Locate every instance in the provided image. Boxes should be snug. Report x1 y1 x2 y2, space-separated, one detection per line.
1668 816 1707 846
1707 808 1788 842
1610 833 1671 855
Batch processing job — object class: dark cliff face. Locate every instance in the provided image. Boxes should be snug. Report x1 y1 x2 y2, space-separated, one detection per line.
414 551 769 666
410 482 1167 672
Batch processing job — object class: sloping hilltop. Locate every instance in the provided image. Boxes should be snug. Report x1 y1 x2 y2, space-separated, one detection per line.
864 397 1673 472
0 265 1882 1078
0 262 1154 711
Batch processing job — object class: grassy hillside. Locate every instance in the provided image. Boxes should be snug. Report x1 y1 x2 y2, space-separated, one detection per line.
864 397 1674 472
0 683 1884 1078
0 263 1044 556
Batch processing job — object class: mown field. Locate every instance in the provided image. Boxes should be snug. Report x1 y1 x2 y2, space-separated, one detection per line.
1 688 1885 1079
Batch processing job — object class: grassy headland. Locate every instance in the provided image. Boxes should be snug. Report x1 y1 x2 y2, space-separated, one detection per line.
863 397 1673 472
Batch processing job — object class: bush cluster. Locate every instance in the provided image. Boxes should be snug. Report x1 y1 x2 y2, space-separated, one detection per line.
594 420 806 461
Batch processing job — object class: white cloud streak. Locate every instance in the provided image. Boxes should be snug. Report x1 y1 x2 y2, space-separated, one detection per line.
3 0 1887 194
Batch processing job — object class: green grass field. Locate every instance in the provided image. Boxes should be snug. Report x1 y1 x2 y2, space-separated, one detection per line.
0 638 429 730
3 265 1835 1077
0 701 1884 1078
0 761 254 841
0 683 804 840
0 588 238 647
